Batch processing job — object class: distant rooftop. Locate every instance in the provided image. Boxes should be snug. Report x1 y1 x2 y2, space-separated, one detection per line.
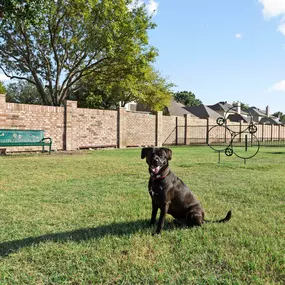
164 99 198 116
207 101 233 112
186 104 221 119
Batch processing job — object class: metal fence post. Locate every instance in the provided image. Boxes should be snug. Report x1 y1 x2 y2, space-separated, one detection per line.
175 117 178 145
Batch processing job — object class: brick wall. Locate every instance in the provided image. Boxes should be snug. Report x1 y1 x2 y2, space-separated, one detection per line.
0 94 285 152
125 111 156 146
0 95 65 152
72 106 118 149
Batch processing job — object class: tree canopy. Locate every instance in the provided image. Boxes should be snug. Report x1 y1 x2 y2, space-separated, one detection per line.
0 0 157 106
70 65 173 111
5 79 43 104
272 111 285 122
0 80 6 93
0 0 44 21
173 91 202 106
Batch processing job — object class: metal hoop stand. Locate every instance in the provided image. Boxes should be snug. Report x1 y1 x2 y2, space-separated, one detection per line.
207 107 260 164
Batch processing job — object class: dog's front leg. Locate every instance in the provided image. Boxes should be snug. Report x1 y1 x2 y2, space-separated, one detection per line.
150 200 158 225
156 202 170 234
149 179 158 225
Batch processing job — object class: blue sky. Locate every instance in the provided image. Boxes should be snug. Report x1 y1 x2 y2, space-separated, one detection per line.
144 0 285 114
1 0 285 114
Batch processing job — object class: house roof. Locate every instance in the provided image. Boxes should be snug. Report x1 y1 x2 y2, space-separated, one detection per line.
227 113 250 123
207 101 233 112
230 106 249 116
247 107 283 124
259 117 283 125
208 101 249 115
248 107 267 117
185 104 221 119
164 100 222 119
164 99 198 117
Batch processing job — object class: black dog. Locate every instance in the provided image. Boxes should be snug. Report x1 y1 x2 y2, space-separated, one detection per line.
141 147 231 234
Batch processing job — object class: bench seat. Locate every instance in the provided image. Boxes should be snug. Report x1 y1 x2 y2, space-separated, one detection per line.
0 129 52 154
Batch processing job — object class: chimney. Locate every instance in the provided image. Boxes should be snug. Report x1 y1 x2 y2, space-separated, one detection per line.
237 101 241 115
266 105 270 117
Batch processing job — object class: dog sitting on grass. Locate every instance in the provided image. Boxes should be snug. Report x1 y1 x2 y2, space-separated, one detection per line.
141 147 231 234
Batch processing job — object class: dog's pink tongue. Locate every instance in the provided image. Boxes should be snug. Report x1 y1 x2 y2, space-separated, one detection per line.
152 166 160 174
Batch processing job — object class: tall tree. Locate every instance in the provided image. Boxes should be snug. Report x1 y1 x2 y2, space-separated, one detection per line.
5 79 43 104
0 0 157 106
0 0 43 21
272 111 285 122
71 65 173 111
136 66 173 111
0 80 6 93
174 91 202 106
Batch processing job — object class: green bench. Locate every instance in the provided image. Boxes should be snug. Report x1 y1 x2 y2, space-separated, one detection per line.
0 129 52 154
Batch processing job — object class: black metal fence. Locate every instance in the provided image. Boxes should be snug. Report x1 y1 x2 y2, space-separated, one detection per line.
163 124 285 147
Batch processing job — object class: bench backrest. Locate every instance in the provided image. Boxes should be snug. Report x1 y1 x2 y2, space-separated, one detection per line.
0 129 45 143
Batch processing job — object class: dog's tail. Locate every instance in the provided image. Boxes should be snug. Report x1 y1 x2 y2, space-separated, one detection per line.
203 210 232 224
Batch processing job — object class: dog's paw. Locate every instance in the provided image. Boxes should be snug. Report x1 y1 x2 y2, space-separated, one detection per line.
154 228 162 235
173 219 180 225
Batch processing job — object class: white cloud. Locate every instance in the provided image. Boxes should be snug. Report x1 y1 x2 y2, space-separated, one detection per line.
0 73 9 82
129 0 159 16
235 33 242 39
269 80 285 92
258 0 285 37
128 0 144 11
258 0 285 18
278 22 285 35
146 0 159 16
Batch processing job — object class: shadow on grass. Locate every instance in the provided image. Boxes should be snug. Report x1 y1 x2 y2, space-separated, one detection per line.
0 219 176 258
269 152 285 155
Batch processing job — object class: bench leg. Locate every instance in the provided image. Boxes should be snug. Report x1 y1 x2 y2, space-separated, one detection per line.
49 144 51 154
42 145 44 153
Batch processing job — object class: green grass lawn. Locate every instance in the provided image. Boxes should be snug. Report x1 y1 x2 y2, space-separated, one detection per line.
0 146 284 284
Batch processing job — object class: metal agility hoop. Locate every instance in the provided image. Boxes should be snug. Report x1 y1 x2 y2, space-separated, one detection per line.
207 106 260 164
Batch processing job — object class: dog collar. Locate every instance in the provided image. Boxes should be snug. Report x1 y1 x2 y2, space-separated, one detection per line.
150 167 170 180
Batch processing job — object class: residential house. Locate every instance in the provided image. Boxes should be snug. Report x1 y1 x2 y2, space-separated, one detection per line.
247 106 268 123
207 101 234 117
207 101 250 122
185 104 221 120
259 116 283 125
125 99 283 125
248 106 282 125
124 101 138 112
163 99 198 116
208 101 248 116
226 113 250 123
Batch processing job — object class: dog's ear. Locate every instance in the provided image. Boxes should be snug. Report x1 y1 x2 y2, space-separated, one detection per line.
141 147 153 159
162 148 172 160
